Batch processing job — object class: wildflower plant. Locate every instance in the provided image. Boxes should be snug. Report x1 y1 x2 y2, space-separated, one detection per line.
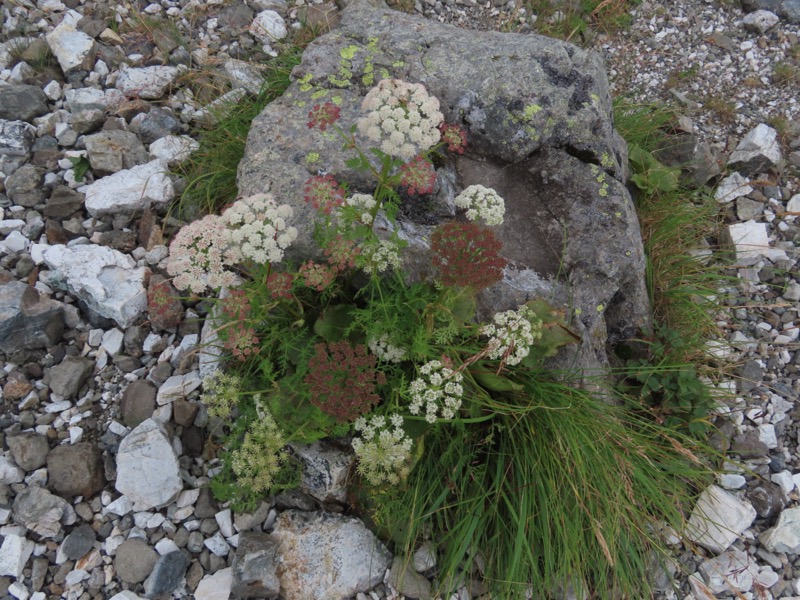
165 77 704 599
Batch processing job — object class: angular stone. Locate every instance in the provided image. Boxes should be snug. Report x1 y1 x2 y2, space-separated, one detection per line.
156 372 202 406
742 9 781 32
0 119 35 176
0 281 64 354
84 130 148 175
0 85 49 122
148 135 199 167
64 88 127 113
115 538 158 584
147 276 183 331
116 66 182 100
5 164 45 207
388 556 432 600
120 380 157 428
143 550 188 598
230 532 280 599
715 172 753 204
46 442 105 499
249 11 288 43
741 0 800 23
39 244 149 328
698 548 755 594
195 567 233 600
46 13 97 74
81 159 174 216
138 107 181 144
722 221 775 264
6 433 49 471
45 355 93 399
728 124 782 177
0 455 25 484
686 485 757 554
291 440 354 503
12 486 76 538
761 507 800 553
239 0 649 378
0 534 34 578
44 186 84 219
115 418 182 510
271 510 392 599
60 523 96 560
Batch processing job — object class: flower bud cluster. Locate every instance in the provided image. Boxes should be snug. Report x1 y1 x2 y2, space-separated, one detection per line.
357 79 443 161
454 185 505 226
368 333 407 363
167 194 297 293
345 193 377 225
408 360 464 423
352 413 413 485
361 239 402 275
480 305 543 366
230 398 287 493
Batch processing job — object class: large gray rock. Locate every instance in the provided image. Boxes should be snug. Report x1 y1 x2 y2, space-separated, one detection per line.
116 66 183 100
6 433 49 471
0 533 34 578
231 532 281 599
81 160 174 216
741 0 800 23
238 0 648 378
686 485 757 554
728 124 782 176
270 510 392 600
291 440 354 503
84 131 148 175
38 244 149 328
0 85 49 122
46 11 97 74
0 281 64 355
45 355 93 399
5 164 45 207
760 506 800 553
12 486 77 538
46 442 106 498
115 418 183 510
0 119 36 176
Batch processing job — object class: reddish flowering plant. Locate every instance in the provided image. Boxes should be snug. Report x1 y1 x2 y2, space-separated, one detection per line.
266 271 294 300
399 156 436 196
304 175 346 215
304 341 386 422
430 221 506 290
225 326 260 362
439 123 467 154
222 289 251 321
307 102 341 131
323 235 360 272
299 260 337 292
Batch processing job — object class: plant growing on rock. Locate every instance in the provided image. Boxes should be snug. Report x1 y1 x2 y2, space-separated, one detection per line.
168 78 711 599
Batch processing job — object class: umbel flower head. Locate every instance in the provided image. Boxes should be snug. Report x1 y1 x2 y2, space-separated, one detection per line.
230 398 287 494
307 102 341 131
222 193 298 264
430 221 506 290
167 214 239 294
454 185 505 226
408 360 464 423
399 155 436 196
480 305 543 367
352 413 413 485
357 79 444 161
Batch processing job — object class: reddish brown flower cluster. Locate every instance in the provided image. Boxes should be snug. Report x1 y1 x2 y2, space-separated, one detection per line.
299 260 337 292
439 123 467 154
266 271 294 299
399 155 436 196
323 235 360 272
221 290 260 361
307 102 341 131
304 175 346 215
305 342 386 422
430 221 506 290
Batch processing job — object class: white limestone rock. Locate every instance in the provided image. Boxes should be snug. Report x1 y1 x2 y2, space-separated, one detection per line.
0 119 36 177
249 10 287 43
64 88 127 112
39 244 148 329
45 11 96 74
0 456 25 484
722 220 787 264
686 485 756 554
115 66 183 100
0 533 34 578
148 135 199 166
761 507 800 554
715 172 753 204
194 567 233 600
728 124 782 177
742 10 780 34
81 160 174 216
698 548 755 594
115 419 183 511
156 372 202 406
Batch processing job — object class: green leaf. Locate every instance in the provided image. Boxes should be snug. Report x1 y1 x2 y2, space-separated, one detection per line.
470 368 523 392
68 156 91 182
313 304 356 342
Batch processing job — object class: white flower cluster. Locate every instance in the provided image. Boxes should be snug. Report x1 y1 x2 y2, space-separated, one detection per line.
222 193 298 264
361 239 402 275
352 414 413 485
167 214 239 293
408 360 464 423
357 79 444 161
480 305 543 366
167 194 297 293
346 193 377 225
368 333 406 363
230 398 287 493
454 185 506 226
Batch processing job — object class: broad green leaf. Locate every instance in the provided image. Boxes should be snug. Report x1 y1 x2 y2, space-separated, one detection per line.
313 304 356 342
